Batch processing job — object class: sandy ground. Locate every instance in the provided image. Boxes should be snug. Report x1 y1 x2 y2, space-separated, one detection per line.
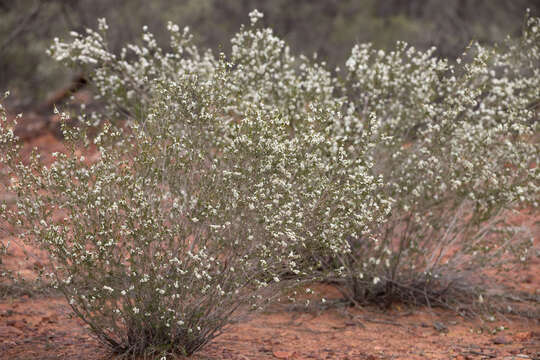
0 284 538 360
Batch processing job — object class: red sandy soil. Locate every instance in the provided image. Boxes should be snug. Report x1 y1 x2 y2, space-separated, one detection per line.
1 131 539 360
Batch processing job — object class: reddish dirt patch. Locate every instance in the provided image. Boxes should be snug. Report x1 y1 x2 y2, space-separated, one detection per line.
1 292 539 360
0 296 104 360
200 302 540 359
1 133 539 360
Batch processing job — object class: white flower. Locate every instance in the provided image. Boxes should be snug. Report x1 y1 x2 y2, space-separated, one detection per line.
249 9 264 26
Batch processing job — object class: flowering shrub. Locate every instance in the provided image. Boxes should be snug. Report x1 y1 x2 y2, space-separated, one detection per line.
337 13 539 308
0 11 389 357
0 98 10 292
1 8 539 358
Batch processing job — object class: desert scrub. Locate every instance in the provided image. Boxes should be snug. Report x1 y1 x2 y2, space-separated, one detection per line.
336 13 539 309
38 10 540 317
0 96 12 295
2 10 539 359
47 12 388 270
48 13 342 138
1 12 389 358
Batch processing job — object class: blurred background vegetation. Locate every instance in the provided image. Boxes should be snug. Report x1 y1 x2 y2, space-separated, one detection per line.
1 0 539 111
